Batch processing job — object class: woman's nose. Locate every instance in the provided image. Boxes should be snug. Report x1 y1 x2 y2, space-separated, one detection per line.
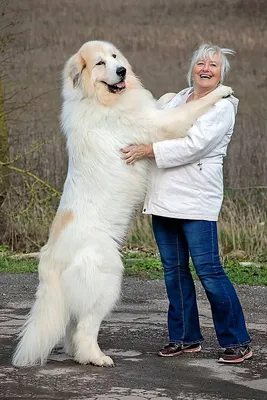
202 62 210 72
202 62 210 71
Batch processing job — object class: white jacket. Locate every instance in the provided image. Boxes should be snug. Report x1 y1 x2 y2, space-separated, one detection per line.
143 88 239 221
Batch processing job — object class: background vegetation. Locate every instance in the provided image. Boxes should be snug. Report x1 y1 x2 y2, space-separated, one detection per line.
0 0 266 264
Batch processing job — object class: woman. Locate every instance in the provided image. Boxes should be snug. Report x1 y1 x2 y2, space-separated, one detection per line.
121 43 252 364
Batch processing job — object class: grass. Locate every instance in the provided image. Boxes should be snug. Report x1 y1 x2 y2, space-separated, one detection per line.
1 248 267 286
126 190 267 262
0 256 38 273
1 1 267 258
122 251 267 286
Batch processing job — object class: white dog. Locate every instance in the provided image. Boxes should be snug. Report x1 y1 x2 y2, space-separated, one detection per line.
12 41 232 367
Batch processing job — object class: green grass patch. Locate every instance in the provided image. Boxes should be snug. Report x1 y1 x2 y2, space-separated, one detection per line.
122 251 267 286
1 248 267 286
223 260 267 286
122 251 163 279
0 245 38 273
0 255 38 273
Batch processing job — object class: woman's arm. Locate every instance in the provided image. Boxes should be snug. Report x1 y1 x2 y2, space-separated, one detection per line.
122 100 235 165
153 99 235 168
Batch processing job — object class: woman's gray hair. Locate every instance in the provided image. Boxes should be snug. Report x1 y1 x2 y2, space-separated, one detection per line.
186 43 235 86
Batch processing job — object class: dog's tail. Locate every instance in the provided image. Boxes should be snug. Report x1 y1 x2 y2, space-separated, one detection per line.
12 256 68 366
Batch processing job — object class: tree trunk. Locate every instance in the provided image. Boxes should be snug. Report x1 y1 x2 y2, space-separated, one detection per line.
0 79 9 238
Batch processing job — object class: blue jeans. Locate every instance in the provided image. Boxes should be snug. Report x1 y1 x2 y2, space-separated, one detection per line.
152 215 251 348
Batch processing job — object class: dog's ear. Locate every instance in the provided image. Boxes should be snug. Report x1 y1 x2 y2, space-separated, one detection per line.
69 55 86 88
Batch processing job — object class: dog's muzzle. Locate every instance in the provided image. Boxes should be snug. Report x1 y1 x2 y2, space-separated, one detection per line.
102 66 127 93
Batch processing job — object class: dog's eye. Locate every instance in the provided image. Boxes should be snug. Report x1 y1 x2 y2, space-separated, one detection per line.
96 61 105 66
112 54 117 58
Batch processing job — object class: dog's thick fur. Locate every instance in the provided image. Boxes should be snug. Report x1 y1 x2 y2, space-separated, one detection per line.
12 41 232 367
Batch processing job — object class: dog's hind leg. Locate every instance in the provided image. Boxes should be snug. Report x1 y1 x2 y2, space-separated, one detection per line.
73 312 114 366
64 317 77 357
70 271 121 366
62 242 123 366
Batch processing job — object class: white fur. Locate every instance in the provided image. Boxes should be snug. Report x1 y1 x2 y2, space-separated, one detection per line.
12 41 233 367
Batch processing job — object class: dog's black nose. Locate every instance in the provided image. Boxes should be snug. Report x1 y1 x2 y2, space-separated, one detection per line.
116 67 126 77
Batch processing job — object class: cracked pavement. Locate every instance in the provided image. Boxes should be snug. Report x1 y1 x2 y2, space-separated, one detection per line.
0 274 266 400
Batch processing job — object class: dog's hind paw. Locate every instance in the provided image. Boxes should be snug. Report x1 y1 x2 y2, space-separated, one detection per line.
75 353 114 367
95 355 114 367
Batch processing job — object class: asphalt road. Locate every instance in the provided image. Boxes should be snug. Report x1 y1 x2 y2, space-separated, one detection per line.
0 274 266 400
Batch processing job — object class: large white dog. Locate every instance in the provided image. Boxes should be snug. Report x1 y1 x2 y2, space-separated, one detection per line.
12 41 232 367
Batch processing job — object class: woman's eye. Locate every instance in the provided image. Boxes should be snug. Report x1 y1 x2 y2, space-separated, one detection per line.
112 54 117 58
96 61 105 66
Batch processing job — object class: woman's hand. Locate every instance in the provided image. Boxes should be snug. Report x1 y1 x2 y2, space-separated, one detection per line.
121 144 154 164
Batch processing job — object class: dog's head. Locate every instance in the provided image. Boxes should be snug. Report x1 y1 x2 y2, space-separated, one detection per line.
62 41 141 105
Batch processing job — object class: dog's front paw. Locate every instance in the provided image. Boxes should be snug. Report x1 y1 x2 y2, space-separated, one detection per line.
217 85 234 98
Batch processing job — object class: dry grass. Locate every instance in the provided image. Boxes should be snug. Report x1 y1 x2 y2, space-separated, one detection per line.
219 190 267 260
1 174 266 261
2 182 58 252
1 0 267 257
127 190 267 261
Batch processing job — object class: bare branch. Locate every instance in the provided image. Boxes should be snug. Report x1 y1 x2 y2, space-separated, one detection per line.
2 139 61 166
9 252 39 259
0 161 61 198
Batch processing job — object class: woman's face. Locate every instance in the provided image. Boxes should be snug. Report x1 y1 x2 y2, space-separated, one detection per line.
193 52 222 91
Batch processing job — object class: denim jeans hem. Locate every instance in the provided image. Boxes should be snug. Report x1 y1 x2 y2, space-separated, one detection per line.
170 338 204 345
222 338 252 348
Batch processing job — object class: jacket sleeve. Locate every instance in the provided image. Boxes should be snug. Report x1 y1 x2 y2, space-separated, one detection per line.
153 100 235 169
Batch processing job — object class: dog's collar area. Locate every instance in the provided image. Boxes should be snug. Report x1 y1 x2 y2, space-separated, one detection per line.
101 80 126 93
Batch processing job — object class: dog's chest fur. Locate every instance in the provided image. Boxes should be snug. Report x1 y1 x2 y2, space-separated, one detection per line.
59 91 155 237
